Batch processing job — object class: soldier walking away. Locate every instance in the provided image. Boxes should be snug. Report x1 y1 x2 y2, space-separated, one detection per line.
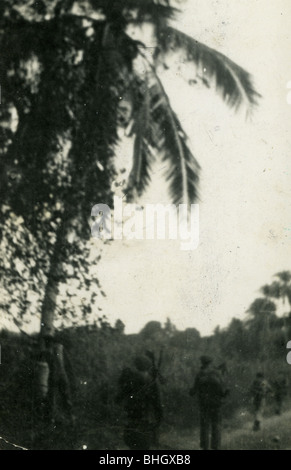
116 354 162 450
145 349 165 447
250 372 272 431
190 355 228 450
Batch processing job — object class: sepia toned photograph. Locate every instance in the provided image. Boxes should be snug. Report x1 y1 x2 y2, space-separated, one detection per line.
0 0 291 452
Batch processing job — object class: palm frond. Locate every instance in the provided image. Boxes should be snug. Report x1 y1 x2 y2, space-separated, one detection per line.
127 121 154 201
130 51 200 206
162 108 200 205
147 68 200 206
126 73 154 200
156 26 261 112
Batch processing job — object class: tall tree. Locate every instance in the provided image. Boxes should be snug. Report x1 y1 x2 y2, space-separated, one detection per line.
261 271 291 340
0 0 259 350
261 271 291 310
246 297 277 363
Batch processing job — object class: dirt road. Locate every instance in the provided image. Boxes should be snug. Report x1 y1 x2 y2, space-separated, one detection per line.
2 409 291 450
160 410 291 450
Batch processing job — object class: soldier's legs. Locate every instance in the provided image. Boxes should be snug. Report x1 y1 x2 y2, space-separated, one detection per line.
45 379 57 424
124 420 151 450
199 408 210 450
152 422 161 448
58 377 75 423
152 404 163 447
210 408 222 450
253 401 262 431
253 412 260 430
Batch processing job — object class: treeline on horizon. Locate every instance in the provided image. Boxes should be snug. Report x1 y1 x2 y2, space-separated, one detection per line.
0 299 291 449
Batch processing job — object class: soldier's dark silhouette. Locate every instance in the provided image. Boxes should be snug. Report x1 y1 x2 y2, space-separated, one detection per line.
190 355 228 450
250 371 272 431
145 349 165 446
116 354 162 450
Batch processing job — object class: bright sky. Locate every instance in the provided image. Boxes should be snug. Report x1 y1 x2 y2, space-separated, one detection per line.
95 0 291 336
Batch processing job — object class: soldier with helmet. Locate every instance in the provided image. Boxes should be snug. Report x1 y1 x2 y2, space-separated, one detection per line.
116 352 163 450
190 355 228 450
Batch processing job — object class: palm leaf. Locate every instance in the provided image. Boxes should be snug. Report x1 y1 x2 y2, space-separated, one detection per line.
127 118 154 200
126 73 154 200
162 108 200 205
146 65 200 206
156 26 261 112
131 50 200 206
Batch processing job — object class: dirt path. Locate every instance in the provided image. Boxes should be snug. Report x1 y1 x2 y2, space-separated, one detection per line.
159 409 291 450
2 410 291 450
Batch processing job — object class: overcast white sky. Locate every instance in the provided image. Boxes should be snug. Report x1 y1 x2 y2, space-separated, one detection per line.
95 0 291 336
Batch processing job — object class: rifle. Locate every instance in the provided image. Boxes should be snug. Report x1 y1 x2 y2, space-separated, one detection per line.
145 348 167 385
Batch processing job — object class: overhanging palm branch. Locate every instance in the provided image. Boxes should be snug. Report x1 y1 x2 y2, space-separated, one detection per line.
126 47 200 206
146 67 201 206
124 21 261 204
126 96 155 199
156 26 261 112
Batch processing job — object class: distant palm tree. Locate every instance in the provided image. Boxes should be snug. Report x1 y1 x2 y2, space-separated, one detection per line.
246 297 277 365
261 272 291 309
261 271 291 340
0 0 260 338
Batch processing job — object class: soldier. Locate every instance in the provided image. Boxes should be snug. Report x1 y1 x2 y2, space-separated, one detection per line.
116 354 162 450
250 372 272 431
145 350 165 447
190 355 228 450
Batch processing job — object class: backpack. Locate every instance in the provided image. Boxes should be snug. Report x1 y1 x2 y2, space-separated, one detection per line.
197 369 225 406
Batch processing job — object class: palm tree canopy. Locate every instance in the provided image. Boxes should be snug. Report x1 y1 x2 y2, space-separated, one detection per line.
275 271 291 284
261 271 291 306
0 0 260 236
246 298 277 332
261 283 282 299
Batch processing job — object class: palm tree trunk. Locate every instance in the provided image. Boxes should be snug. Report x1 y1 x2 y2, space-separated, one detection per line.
40 262 59 339
33 217 69 441
40 221 67 338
